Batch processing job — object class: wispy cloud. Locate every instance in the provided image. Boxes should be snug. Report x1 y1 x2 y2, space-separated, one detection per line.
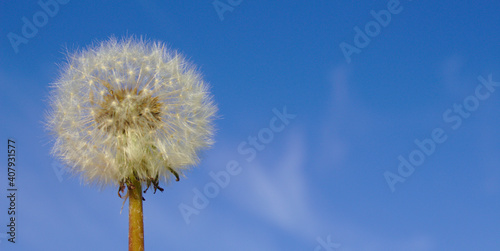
232 127 319 239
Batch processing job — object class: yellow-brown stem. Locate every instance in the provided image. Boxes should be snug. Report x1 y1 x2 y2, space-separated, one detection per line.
129 176 144 251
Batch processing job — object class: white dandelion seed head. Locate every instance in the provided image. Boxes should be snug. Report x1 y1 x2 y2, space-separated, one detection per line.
46 37 217 186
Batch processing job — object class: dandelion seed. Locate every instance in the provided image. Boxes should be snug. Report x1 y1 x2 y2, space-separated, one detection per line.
46 36 216 186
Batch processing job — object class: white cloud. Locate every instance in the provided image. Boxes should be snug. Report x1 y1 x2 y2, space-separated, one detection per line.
222 126 438 250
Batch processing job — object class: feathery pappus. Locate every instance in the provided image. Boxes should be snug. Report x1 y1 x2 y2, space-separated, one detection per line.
46 37 217 192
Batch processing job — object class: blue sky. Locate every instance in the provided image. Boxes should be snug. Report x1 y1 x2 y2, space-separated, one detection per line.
1 0 500 250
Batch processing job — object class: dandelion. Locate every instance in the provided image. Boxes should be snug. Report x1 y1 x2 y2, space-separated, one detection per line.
45 37 217 250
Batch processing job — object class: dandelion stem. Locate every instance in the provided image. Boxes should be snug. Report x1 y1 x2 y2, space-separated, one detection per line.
128 176 144 251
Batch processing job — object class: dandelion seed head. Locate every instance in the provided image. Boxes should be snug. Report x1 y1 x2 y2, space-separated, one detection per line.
46 37 217 186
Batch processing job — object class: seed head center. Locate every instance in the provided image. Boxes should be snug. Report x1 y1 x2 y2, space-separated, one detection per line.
94 88 162 133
